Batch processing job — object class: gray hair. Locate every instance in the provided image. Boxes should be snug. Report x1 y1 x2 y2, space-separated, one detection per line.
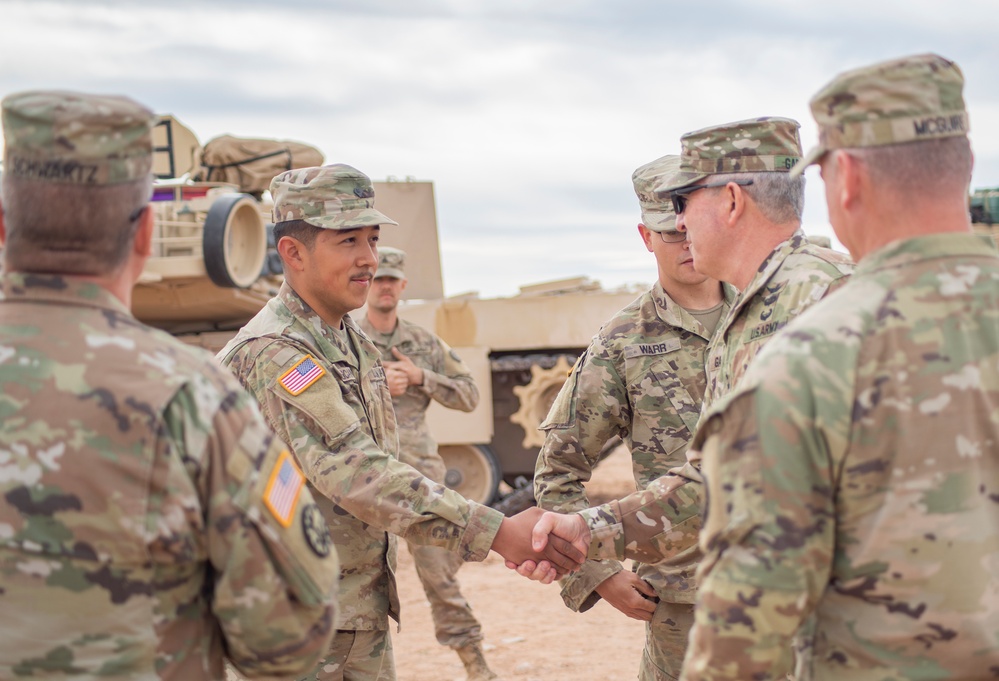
1 174 151 275
849 136 972 196
712 171 805 224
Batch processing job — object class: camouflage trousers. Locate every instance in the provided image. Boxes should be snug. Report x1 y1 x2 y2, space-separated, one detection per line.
639 601 695 681
298 629 395 681
407 540 484 649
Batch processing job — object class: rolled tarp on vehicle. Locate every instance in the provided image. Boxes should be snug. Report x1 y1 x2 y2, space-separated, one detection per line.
196 135 324 196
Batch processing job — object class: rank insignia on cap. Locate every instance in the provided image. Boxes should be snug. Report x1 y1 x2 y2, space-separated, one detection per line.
279 355 325 395
301 503 331 557
264 450 306 527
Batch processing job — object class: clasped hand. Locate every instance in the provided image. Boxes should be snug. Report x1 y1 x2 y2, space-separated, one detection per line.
499 510 592 584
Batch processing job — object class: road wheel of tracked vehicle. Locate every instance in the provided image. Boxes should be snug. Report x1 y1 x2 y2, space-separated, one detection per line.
203 193 267 288
510 355 573 449
439 444 501 506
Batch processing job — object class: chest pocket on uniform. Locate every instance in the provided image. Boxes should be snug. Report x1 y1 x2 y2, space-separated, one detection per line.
625 353 699 461
359 364 398 457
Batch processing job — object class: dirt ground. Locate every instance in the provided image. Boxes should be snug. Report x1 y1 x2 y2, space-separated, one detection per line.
393 444 644 681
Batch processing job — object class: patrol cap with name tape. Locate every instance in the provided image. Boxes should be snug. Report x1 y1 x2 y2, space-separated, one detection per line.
792 53 968 178
1 89 154 185
270 163 399 230
655 117 803 195
375 246 406 279
632 154 679 232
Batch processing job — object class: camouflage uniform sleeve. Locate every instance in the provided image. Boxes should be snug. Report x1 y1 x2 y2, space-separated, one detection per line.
534 338 631 611
577 462 704 566
167 372 338 678
681 384 835 681
235 341 503 562
420 337 479 413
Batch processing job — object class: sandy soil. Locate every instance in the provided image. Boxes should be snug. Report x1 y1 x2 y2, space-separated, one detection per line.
393 444 643 681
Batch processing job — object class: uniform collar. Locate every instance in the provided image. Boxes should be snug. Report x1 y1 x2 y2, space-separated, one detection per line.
855 232 997 276
276 281 355 363
725 229 807 323
651 280 735 341
0 272 131 316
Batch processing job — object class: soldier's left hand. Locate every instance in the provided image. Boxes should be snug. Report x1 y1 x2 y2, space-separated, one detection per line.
384 347 424 387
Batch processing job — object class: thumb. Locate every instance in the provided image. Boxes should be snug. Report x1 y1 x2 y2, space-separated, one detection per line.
635 578 657 598
391 347 408 361
532 512 555 551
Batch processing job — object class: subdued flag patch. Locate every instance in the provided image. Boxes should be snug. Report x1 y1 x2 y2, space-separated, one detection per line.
279 355 325 395
264 451 305 527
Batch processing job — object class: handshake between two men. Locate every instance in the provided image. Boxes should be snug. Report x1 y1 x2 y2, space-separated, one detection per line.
498 510 592 583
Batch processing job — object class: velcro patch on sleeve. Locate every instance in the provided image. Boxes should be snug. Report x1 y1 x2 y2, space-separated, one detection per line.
278 355 326 395
263 450 306 527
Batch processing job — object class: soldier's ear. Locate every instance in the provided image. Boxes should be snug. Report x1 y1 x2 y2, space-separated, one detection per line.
400 278 408 293
277 235 307 272
133 206 154 258
636 223 654 253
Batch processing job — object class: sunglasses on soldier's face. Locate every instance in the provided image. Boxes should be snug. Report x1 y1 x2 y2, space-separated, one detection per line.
670 178 754 214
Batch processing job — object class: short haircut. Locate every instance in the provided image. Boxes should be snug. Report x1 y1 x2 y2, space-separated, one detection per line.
850 136 973 197
711 171 805 224
273 219 324 250
1 174 150 275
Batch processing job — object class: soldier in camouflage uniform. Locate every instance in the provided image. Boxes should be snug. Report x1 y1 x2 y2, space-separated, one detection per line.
519 122 853 670
357 246 499 681
677 52 999 681
658 117 855 413
0 91 338 680
217 164 582 681
532 155 734 681
533 53 999 681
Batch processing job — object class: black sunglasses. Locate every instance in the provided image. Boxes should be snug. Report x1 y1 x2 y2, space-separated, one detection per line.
670 178 754 214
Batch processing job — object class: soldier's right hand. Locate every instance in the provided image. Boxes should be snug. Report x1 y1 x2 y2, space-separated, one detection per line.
594 571 658 621
491 507 585 577
384 366 409 397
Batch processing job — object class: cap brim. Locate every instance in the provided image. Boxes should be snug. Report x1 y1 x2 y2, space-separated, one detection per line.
790 144 826 178
374 267 405 279
653 168 710 196
305 207 400 230
641 209 677 232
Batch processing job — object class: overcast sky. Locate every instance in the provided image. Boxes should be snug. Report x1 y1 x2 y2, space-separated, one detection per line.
3 0 998 297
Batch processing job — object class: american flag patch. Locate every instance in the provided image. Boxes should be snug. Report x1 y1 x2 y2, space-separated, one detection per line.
263 451 305 527
279 355 325 395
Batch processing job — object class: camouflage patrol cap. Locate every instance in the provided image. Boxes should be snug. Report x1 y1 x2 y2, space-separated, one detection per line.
1 90 154 185
792 53 968 177
375 246 406 279
270 163 399 230
632 154 679 232
656 117 803 194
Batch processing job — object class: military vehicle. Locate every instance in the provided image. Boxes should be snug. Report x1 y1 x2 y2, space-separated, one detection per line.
137 115 640 508
971 186 999 245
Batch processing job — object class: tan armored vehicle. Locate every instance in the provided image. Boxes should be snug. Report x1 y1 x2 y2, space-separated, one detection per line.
135 117 641 507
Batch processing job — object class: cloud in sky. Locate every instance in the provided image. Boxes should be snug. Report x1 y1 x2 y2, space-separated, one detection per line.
2 0 998 295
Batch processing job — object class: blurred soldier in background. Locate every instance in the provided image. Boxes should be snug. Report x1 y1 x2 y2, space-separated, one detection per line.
359 246 498 681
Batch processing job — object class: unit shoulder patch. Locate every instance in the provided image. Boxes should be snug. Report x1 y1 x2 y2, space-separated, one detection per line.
302 503 331 557
279 355 326 395
263 450 306 527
